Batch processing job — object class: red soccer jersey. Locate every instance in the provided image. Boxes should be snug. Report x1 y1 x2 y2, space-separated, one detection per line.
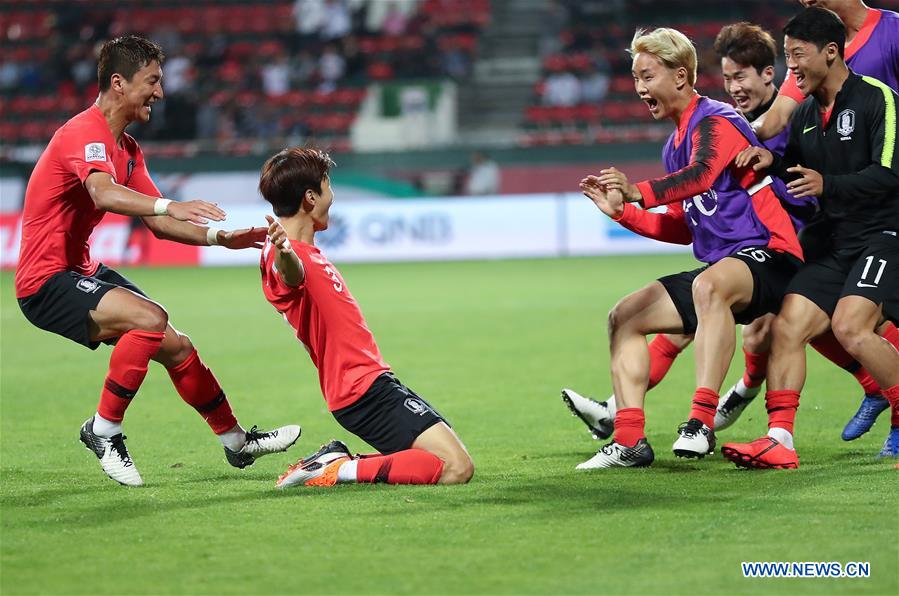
260 238 390 411
14 105 161 298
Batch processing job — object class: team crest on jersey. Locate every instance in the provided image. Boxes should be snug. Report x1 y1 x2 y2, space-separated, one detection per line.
76 279 101 294
84 143 107 162
836 109 855 138
404 398 429 416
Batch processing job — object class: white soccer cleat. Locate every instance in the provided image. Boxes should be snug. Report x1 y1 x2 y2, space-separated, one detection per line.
226 424 302 469
714 381 758 431
79 417 143 487
576 438 654 469
672 418 716 458
561 388 615 440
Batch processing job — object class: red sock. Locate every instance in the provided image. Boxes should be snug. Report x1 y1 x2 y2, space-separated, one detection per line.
810 332 881 395
689 387 719 428
881 321 899 353
355 449 444 484
166 349 237 434
765 390 800 434
97 330 165 422
613 407 645 447
883 384 899 428
742 349 769 388
647 335 685 389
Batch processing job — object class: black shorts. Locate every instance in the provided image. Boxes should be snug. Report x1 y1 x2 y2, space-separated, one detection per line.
333 372 448 454
17 264 148 350
787 232 899 320
658 246 802 335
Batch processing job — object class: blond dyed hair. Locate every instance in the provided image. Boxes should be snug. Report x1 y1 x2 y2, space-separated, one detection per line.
629 28 697 86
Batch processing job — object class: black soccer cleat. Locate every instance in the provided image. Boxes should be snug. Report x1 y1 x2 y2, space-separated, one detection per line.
575 438 655 469
79 416 143 486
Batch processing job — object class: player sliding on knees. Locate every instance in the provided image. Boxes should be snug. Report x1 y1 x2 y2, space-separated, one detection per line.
14 36 300 487
563 20 898 444
257 148 474 488
571 27 803 469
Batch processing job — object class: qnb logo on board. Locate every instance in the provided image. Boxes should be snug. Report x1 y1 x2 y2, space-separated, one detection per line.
361 213 452 246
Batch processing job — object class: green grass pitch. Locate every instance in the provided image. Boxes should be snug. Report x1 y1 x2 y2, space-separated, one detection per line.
1 255 896 595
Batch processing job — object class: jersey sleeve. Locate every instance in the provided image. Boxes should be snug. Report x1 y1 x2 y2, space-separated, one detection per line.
612 201 692 245
780 71 805 104
55 122 117 184
260 243 305 311
126 143 162 198
636 116 749 208
822 81 899 201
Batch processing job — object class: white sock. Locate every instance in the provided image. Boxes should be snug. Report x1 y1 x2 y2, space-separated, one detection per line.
336 458 357 483
767 427 794 450
92 414 122 438
736 378 762 399
218 424 247 451
606 395 617 417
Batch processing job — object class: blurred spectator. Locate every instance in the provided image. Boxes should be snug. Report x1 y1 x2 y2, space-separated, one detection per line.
543 70 581 107
319 43 346 93
464 151 500 196
321 0 352 41
383 2 409 36
580 58 610 103
262 52 291 97
539 0 569 58
293 0 326 39
291 50 319 86
164 53 193 96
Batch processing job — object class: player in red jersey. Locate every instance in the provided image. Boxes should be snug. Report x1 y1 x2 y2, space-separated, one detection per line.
14 36 300 487
256 147 473 488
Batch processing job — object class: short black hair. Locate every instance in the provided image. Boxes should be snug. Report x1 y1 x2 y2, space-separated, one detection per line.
259 147 335 217
714 22 777 74
783 7 846 58
97 35 165 91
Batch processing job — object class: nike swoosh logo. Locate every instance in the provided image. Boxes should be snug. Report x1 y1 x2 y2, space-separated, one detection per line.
803 125 817 134
857 282 878 288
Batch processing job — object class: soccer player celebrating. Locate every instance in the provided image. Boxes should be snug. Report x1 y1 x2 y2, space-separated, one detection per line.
753 0 899 443
573 27 803 469
256 147 474 488
725 7 899 467
563 21 894 441
14 36 301 487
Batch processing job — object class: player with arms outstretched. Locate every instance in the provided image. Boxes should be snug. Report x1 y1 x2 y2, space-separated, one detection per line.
15 36 300 487
573 28 803 469
257 147 474 488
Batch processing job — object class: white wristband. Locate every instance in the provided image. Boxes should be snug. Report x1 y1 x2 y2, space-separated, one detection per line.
206 227 221 246
153 198 172 216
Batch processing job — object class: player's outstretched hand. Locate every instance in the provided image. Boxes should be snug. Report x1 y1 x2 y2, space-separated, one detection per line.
167 200 227 225
219 226 267 250
265 215 293 253
596 167 642 202
580 175 624 219
734 146 773 171
785 165 823 198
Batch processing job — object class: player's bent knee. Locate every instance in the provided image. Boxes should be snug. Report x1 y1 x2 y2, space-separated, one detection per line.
691 274 723 310
831 315 865 356
439 452 474 484
131 303 168 333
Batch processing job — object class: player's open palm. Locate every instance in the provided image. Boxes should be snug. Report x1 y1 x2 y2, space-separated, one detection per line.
167 200 227 225
265 215 293 253
219 226 267 250
580 175 624 219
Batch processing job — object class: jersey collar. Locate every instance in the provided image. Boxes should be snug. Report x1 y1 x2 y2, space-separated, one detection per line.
845 8 881 61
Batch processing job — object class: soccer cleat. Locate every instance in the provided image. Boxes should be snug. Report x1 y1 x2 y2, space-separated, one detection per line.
276 440 352 488
561 388 614 440
877 427 899 458
225 424 302 469
841 394 889 441
721 436 799 469
575 438 654 469
672 418 716 458
79 417 143 487
714 383 757 431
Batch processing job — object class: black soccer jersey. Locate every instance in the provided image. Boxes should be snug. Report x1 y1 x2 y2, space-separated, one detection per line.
772 71 899 252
